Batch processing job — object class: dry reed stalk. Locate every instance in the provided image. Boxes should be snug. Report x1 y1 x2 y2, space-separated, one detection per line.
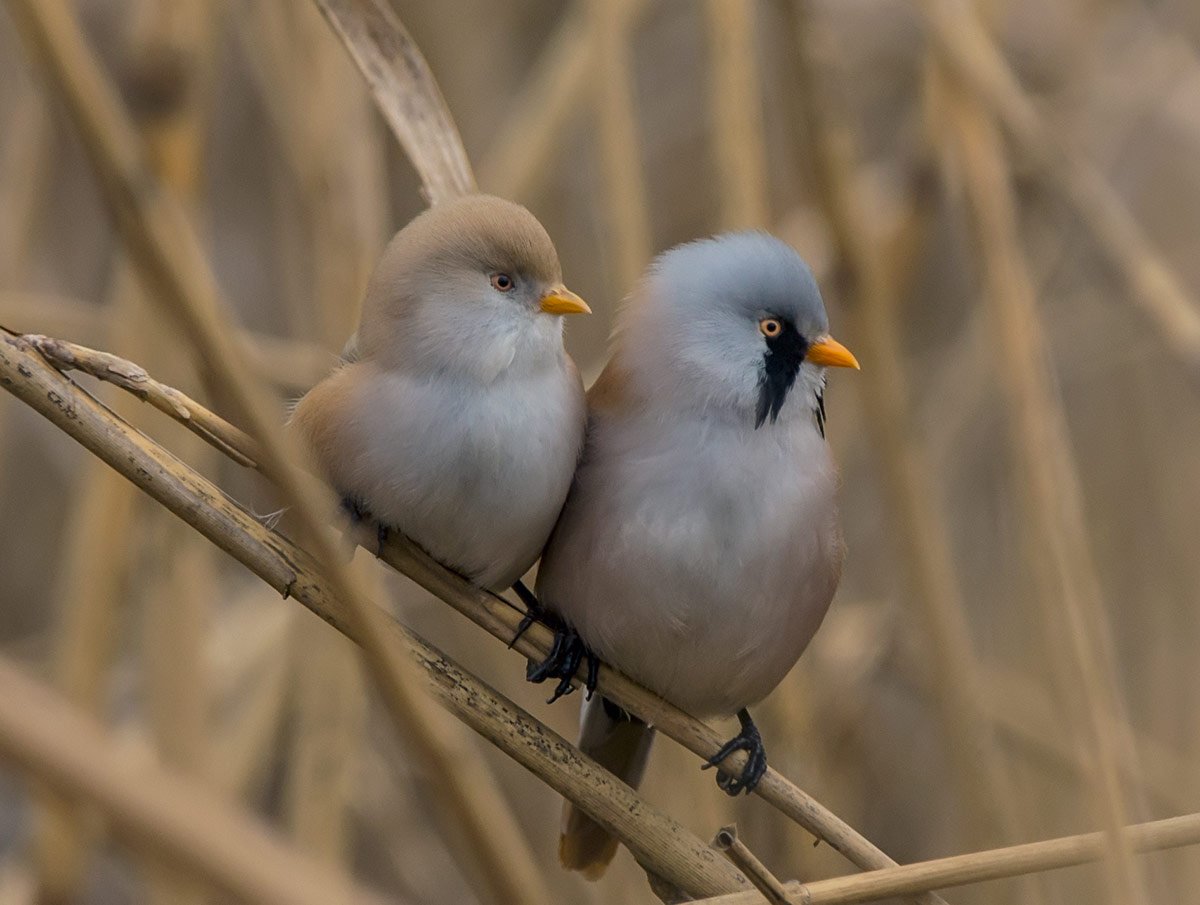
0 85 50 286
0 652 392 905
207 596 294 798
912 0 1200 384
786 0 1027 859
478 0 646 199
712 825 791 904
25 335 260 467
705 0 771 229
312 0 475 204
695 810 1200 905
249 2 378 874
934 65 1149 903
0 291 334 391
0 330 752 900
3 3 544 901
590 0 653 291
122 8 223 901
17 329 942 896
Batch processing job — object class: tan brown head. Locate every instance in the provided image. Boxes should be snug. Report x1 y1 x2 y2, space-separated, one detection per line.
356 195 588 377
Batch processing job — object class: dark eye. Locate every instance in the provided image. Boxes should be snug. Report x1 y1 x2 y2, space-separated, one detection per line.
490 272 515 292
759 317 782 338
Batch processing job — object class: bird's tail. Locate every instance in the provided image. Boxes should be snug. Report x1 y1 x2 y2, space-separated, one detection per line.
560 695 655 879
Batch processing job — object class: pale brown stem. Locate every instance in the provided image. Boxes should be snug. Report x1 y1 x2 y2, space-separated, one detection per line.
694 811 1200 905
713 825 791 904
0 329 751 900
0 654 392 905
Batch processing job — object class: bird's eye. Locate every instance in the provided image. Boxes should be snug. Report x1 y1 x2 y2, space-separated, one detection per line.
490 272 515 292
759 317 783 338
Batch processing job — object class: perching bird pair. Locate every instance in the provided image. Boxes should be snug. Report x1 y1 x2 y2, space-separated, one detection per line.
290 194 859 878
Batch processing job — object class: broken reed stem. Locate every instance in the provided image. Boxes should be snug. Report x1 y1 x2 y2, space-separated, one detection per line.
15 328 934 900
2 3 536 902
0 330 750 901
0 653 390 905
911 0 1200 385
312 0 476 204
786 0 1025 858
713 825 791 904
28 334 261 467
694 810 1200 905
937 67 1149 904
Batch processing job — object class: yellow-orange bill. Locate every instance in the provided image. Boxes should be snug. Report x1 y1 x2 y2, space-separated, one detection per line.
806 335 860 369
539 286 592 316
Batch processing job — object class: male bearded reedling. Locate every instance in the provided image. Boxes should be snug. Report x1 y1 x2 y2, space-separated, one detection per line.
530 233 859 878
290 195 590 591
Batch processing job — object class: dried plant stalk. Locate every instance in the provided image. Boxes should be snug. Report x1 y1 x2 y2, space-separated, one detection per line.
935 67 1148 903
15 328 940 896
0 330 750 901
0 654 391 905
695 810 1200 905
1 2 540 901
786 0 1027 857
912 0 1200 385
478 0 646 200
312 0 476 204
712 825 791 904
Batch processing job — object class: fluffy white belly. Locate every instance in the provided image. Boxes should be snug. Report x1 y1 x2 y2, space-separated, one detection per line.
539 412 842 716
331 365 583 589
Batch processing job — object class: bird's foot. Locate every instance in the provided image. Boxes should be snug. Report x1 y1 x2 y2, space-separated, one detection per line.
508 579 544 648
702 708 767 796
340 496 391 556
525 616 600 704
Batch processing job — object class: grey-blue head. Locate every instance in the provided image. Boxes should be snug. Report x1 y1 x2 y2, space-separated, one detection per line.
616 232 858 429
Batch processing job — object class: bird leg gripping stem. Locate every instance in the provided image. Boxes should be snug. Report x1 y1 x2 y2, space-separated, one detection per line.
703 709 767 796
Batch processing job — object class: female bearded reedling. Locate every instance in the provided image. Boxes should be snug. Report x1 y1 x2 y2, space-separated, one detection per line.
530 232 859 878
290 195 590 591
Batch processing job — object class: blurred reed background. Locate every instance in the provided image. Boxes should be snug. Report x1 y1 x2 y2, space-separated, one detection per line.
1 0 1199 903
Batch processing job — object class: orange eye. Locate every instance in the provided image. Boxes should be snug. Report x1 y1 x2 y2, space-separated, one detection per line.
759 317 782 338
490 272 515 292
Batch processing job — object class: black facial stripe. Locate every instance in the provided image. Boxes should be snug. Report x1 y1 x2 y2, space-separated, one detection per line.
755 319 809 428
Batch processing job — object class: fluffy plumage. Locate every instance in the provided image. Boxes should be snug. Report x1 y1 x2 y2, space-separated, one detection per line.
291 195 588 590
537 232 855 875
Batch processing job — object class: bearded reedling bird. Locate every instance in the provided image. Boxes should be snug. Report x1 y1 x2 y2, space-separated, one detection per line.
529 232 859 877
290 194 590 592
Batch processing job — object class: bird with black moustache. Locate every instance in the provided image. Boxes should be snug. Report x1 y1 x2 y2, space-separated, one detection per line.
530 232 858 877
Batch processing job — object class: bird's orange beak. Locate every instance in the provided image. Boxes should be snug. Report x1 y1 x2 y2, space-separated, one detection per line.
539 285 591 316
806 335 860 369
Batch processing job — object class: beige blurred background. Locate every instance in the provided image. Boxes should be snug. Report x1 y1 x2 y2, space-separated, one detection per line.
1 0 1200 902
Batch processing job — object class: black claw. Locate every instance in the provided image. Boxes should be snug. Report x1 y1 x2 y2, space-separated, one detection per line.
701 708 767 796
509 580 544 649
525 620 601 705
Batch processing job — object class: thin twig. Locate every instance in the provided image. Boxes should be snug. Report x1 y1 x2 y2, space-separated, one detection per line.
478 0 646 199
1 4 537 902
18 327 937 890
712 825 791 904
0 654 391 905
935 63 1149 903
912 0 1200 385
0 330 751 901
694 810 1200 905
28 334 261 468
786 0 1028 859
